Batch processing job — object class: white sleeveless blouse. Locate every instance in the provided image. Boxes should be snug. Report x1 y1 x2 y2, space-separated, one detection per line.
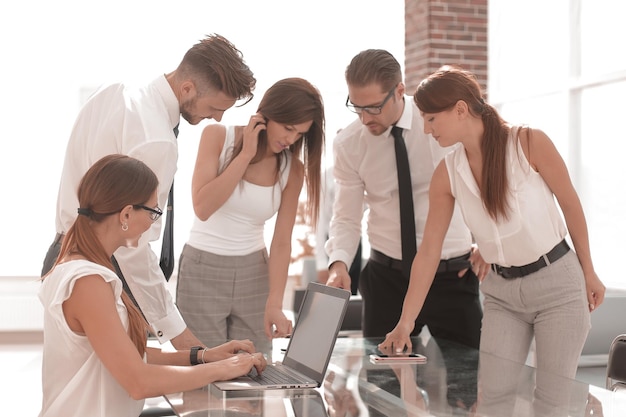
445 126 567 266
39 260 143 417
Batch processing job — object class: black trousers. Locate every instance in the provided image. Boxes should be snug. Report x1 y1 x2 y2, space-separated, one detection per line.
359 257 482 349
360 258 482 412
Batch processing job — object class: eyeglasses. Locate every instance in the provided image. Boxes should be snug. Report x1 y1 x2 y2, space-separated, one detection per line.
133 204 163 221
346 85 397 115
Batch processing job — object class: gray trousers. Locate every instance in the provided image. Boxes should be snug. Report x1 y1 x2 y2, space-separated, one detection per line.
477 250 591 416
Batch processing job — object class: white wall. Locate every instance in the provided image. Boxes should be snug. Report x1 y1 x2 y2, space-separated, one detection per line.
489 0 626 290
0 0 405 278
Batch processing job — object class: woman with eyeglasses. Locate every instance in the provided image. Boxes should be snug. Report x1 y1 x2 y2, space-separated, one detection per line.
176 78 325 355
39 154 266 417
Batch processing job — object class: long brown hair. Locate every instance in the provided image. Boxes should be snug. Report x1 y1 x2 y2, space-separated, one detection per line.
414 65 511 221
229 77 325 226
47 154 158 356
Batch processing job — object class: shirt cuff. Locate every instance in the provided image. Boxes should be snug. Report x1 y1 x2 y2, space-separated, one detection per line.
328 250 354 270
149 308 186 343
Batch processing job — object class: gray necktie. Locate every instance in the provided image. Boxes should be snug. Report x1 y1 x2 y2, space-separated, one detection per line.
159 124 178 280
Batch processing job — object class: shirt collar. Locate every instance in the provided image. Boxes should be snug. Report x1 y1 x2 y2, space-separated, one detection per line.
387 96 413 138
153 75 180 133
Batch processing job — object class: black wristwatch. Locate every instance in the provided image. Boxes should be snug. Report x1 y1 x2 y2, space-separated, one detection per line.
190 346 203 366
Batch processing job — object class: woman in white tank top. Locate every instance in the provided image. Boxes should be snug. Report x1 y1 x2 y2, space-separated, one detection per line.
380 66 605 414
176 78 325 354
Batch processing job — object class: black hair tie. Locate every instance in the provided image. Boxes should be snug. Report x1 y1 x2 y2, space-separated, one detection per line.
77 208 93 217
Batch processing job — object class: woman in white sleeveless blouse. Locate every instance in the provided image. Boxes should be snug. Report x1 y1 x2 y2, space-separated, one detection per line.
39 155 265 417
380 66 605 415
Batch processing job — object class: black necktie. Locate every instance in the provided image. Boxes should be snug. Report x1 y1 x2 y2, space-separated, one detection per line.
159 124 178 280
392 126 417 278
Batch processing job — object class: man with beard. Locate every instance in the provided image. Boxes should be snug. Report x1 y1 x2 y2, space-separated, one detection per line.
42 34 256 350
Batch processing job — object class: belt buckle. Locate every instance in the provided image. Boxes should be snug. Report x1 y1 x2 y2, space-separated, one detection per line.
501 269 515 279
492 264 513 279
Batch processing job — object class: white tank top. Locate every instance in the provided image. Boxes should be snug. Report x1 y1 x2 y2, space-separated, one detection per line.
445 126 566 266
187 126 292 255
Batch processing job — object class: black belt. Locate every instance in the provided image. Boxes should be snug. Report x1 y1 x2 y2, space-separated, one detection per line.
370 249 471 274
491 239 570 279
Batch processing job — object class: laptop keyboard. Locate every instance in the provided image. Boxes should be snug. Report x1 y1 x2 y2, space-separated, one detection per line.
249 365 303 385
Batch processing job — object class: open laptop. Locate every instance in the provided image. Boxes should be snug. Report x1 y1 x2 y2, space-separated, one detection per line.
213 282 351 391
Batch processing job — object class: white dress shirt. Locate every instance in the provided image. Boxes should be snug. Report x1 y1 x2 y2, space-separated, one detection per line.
316 166 336 270
326 97 473 268
53 75 184 342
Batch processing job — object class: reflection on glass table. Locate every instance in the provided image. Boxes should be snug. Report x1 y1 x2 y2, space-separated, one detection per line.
330 336 626 417
164 335 626 417
165 386 328 417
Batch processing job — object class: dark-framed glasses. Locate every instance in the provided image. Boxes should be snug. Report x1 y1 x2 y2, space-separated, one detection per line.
346 85 397 115
133 204 163 221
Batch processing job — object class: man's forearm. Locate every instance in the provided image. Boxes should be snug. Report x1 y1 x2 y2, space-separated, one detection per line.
170 327 205 350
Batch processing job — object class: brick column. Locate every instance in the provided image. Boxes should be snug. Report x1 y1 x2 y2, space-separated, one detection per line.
404 0 488 95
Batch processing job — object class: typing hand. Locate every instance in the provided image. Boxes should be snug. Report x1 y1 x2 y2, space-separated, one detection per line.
203 339 256 362
217 352 267 381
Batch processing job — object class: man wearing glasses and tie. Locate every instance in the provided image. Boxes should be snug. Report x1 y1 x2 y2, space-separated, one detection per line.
325 49 487 352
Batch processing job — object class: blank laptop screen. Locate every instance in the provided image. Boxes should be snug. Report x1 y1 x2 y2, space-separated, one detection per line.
285 289 347 373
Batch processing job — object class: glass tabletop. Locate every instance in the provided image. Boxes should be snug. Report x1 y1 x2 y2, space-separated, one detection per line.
164 335 626 416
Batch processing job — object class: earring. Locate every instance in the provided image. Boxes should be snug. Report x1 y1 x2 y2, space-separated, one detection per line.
122 223 128 232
